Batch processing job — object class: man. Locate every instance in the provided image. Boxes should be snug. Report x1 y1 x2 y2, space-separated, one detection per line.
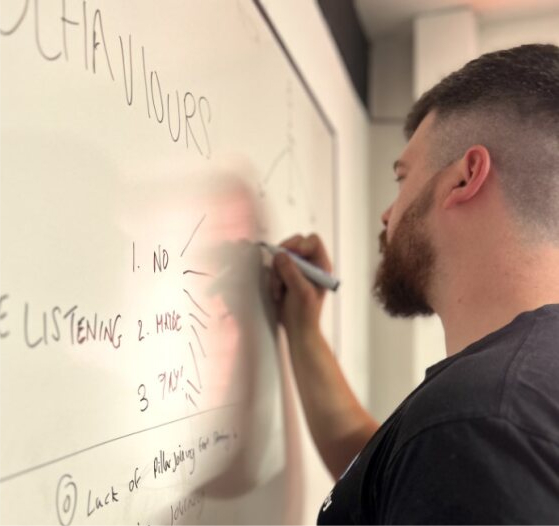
271 44 559 523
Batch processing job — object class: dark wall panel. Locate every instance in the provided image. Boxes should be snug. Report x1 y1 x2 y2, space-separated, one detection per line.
318 0 369 109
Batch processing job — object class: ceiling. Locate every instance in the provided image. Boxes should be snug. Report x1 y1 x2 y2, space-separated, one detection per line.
355 0 559 40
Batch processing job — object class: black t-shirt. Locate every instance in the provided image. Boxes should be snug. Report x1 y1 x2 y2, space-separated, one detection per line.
317 304 559 524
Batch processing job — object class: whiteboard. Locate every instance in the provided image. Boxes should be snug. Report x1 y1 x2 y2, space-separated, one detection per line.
0 1 337 524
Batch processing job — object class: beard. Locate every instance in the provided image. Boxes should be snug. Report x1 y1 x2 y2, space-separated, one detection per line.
373 178 438 317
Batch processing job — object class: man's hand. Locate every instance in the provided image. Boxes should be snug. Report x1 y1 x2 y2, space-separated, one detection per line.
270 233 332 344
270 232 379 480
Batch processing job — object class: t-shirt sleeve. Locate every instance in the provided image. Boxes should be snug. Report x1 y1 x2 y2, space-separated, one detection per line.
376 416 559 524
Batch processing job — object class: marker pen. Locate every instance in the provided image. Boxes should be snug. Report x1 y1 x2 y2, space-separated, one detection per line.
259 242 340 292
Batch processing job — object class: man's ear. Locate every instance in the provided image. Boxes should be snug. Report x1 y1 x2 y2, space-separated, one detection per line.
443 145 491 209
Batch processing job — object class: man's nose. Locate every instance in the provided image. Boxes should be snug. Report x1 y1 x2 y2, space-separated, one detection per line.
381 205 393 228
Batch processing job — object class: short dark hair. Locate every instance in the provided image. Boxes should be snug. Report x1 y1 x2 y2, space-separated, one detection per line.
404 44 559 243
405 44 559 139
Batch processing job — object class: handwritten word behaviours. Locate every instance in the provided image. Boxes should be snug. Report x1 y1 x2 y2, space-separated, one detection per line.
0 0 212 159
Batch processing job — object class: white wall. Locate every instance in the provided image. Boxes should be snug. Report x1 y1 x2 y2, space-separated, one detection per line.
480 12 559 52
413 9 477 99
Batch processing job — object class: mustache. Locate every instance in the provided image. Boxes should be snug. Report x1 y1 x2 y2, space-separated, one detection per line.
379 230 388 254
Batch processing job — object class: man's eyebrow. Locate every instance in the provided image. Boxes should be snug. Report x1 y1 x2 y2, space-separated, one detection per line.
393 160 408 173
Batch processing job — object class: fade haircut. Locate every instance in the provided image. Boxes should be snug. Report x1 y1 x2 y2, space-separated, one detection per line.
405 44 559 243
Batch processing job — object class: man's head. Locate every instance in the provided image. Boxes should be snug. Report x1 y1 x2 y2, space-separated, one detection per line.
374 43 559 317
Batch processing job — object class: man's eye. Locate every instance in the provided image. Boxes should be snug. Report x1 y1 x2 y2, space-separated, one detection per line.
395 175 405 184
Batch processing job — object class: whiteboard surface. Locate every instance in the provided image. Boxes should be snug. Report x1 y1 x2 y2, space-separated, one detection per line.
0 1 337 523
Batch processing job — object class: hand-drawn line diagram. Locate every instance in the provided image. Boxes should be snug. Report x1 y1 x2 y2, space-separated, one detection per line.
257 81 317 225
180 214 211 409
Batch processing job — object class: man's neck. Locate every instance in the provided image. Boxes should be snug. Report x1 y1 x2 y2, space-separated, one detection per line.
435 246 559 357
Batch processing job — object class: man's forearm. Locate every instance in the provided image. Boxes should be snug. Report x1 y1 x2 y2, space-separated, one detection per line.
287 328 380 480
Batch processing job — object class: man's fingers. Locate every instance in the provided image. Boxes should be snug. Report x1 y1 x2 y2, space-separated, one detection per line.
281 235 305 253
280 233 332 273
302 234 332 273
273 252 314 299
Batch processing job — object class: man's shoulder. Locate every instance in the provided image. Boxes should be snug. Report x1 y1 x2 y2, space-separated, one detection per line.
501 304 559 440
397 304 559 449
379 414 559 524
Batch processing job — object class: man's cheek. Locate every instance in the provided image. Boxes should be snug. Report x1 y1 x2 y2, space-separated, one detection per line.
387 208 404 243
